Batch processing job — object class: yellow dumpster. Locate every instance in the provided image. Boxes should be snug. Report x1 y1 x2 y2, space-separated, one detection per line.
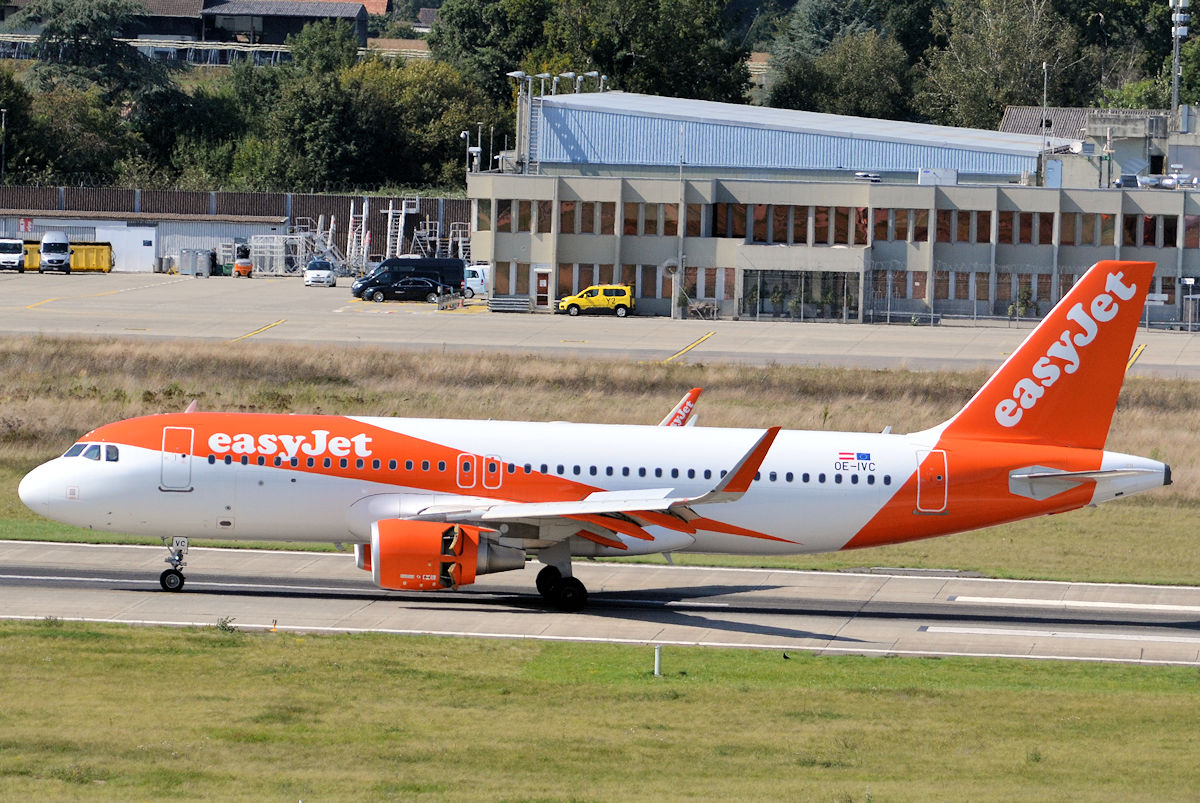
23 241 113 273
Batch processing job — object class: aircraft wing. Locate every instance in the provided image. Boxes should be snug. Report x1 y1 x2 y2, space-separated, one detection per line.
406 427 781 544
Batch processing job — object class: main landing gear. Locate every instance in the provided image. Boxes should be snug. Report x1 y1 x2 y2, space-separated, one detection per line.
160 537 188 591
535 565 588 612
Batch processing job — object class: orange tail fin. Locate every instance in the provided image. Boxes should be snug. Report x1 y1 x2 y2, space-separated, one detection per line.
938 260 1154 449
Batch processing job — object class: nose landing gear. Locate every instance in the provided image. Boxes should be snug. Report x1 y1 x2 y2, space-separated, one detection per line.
160 537 188 591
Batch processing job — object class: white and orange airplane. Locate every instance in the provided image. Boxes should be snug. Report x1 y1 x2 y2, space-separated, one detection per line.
18 261 1170 610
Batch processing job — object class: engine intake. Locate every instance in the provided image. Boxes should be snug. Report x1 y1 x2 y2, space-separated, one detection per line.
359 519 524 591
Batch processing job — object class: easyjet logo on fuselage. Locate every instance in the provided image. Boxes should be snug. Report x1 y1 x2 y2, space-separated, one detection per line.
207 429 374 459
994 270 1138 428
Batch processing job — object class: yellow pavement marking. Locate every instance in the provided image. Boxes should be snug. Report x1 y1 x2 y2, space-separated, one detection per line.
662 331 714 364
1127 343 1146 372
229 319 286 343
25 297 61 309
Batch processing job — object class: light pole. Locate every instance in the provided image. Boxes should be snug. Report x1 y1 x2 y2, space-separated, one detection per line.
1171 0 1190 123
460 129 469 171
1 107 7 184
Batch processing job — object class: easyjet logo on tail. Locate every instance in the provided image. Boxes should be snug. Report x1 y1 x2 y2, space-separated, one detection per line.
207 429 374 459
994 270 1138 428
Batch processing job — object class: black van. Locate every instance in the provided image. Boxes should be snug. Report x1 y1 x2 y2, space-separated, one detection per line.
350 257 466 298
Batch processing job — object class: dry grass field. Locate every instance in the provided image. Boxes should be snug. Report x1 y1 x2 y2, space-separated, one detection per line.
0 335 1196 582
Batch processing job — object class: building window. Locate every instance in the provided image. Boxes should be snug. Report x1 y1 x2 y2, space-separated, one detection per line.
1165 215 1178 248
1123 214 1139 247
1060 212 1076 246
477 199 491 232
954 271 971 300
558 263 573 296
936 209 952 243
752 204 769 243
1186 216 1200 248
560 201 576 234
496 199 512 232
515 262 530 294
1037 212 1053 245
774 205 790 243
624 202 639 236
731 204 747 239
517 200 532 232
873 209 889 241
536 200 552 233
976 210 991 243
912 209 929 241
686 204 702 236
911 270 926 300
997 211 1013 244
974 272 989 301
957 210 972 243
599 202 616 234
663 203 678 236
894 209 908 241
833 207 850 244
495 262 511 294
934 270 951 300
1099 213 1115 245
578 264 594 289
813 207 830 244
644 203 659 235
1018 212 1034 244
580 202 595 234
621 263 636 287
996 272 1013 302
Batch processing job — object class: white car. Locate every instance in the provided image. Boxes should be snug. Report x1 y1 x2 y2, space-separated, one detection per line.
303 260 337 287
464 263 488 298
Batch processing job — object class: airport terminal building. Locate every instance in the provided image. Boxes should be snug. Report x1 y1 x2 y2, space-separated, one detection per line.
468 92 1200 324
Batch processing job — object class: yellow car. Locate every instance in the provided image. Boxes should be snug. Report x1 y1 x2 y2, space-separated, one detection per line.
557 285 634 317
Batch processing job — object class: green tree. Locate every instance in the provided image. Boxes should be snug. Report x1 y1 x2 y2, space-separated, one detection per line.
28 86 140 180
10 0 173 101
428 0 554 103
770 0 881 62
548 0 749 101
0 67 39 182
287 19 360 76
917 0 1096 129
770 30 911 119
393 59 505 187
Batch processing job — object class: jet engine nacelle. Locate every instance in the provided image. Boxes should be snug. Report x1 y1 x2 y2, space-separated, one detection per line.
355 520 525 591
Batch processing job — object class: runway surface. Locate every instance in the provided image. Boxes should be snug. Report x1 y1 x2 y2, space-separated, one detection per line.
4 540 1199 666
2 272 1200 376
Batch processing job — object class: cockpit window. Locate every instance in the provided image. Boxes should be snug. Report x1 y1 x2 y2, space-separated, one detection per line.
105 445 119 462
82 444 101 461
63 443 86 457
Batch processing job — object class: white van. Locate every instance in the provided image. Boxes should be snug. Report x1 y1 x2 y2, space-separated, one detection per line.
38 231 71 273
464 263 488 298
0 238 25 272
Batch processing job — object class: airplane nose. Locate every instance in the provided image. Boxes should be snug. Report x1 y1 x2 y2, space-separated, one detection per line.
18 462 55 516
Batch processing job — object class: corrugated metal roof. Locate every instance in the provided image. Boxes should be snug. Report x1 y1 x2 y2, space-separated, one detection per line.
533 93 1075 176
999 106 1089 138
202 1 366 18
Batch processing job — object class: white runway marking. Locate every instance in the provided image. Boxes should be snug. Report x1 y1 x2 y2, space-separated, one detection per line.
2 614 1196 665
950 595 1200 614
924 625 1200 645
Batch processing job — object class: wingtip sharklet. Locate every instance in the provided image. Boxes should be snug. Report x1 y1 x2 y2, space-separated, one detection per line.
685 426 781 505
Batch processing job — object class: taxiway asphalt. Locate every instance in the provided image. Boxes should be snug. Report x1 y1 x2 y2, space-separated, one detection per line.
2 271 1200 376
4 541 1199 666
